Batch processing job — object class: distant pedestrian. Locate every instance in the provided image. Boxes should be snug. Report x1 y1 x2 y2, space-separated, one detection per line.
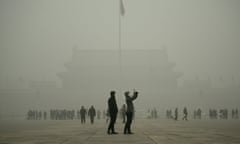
97 110 101 120
88 106 96 124
174 108 178 120
80 106 87 124
182 107 188 121
44 111 47 120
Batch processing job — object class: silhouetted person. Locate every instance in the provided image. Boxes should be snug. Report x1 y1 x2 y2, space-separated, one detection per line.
80 106 87 124
44 111 47 120
182 107 188 121
124 90 138 134
197 108 202 119
174 108 178 120
220 109 228 119
120 104 126 123
88 105 96 124
107 91 118 134
152 108 157 118
232 109 235 119
97 110 101 120
71 109 75 120
39 111 42 120
166 109 173 119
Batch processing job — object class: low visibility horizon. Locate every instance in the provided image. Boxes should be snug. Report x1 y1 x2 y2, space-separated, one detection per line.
1 0 240 88
0 0 240 116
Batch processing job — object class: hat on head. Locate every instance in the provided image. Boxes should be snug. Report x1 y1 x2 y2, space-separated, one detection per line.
110 91 115 96
124 91 130 96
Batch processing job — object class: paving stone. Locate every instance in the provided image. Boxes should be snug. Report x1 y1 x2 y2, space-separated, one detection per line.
0 119 240 144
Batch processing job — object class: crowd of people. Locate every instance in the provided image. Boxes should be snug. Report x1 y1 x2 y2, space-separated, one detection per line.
26 90 139 135
209 109 238 119
209 109 218 119
147 108 158 119
166 108 184 120
27 106 98 123
26 89 239 136
27 108 239 121
193 108 202 119
232 109 239 119
50 109 75 120
165 108 239 120
27 107 239 121
27 110 47 120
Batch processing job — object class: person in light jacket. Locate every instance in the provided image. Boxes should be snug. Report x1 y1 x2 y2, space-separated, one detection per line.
124 90 138 134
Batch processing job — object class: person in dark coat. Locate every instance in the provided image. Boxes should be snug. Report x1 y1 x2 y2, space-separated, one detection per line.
88 105 96 124
174 108 178 120
182 107 188 121
107 91 118 134
80 106 87 124
124 90 138 134
97 110 101 120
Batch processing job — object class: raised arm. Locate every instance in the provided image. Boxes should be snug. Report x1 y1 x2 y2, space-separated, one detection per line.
130 92 138 101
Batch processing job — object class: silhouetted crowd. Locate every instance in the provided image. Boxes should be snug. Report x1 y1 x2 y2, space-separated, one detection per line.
27 110 47 120
50 109 75 120
27 107 239 121
232 109 239 119
27 105 101 123
23 89 239 136
147 108 158 119
193 108 202 119
165 108 239 120
26 90 140 135
209 108 238 119
209 109 218 119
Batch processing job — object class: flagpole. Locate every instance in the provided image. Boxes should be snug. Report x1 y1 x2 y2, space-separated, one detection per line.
118 0 122 96
119 0 122 71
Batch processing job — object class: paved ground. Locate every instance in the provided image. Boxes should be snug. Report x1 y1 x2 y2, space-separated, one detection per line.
0 119 240 144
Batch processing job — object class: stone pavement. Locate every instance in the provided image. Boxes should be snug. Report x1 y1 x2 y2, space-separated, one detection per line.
0 119 240 144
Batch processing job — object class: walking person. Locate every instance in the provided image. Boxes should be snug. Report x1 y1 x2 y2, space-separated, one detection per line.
182 107 188 121
174 108 178 120
124 90 138 134
80 106 87 124
88 105 96 124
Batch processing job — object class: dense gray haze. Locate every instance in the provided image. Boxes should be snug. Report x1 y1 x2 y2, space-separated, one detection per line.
0 0 240 117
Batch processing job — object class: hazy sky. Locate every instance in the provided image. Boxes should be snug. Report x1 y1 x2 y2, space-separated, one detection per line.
1 0 240 87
